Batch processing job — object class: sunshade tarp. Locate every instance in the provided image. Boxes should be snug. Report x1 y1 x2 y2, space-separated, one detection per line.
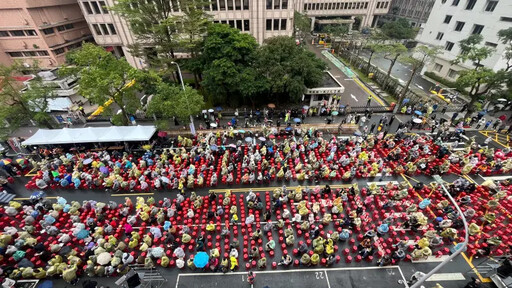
22 125 156 145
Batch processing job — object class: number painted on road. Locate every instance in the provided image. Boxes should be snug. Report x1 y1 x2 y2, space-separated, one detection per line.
316 272 324 279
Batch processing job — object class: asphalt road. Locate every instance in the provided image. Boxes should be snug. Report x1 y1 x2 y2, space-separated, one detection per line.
306 43 385 108
358 51 438 94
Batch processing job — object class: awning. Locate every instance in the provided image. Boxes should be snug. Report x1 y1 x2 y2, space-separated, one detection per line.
22 125 156 146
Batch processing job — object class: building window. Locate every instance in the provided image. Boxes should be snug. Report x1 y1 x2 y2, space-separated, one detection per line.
100 24 110 35
436 32 444 40
364 2 368 8
454 21 465 31
244 20 250 31
452 0 460 5
91 1 102 13
485 41 498 48
98 1 108 13
281 19 287 30
274 0 280 9
25 30 37 36
108 24 117 35
92 24 102 35
54 48 65 55
236 20 242 30
282 0 288 9
266 0 272 9
465 0 477 9
37 51 49 56
212 0 218 10
500 17 512 22
448 69 458 78
434 63 443 72
243 0 249 9
10 30 25 37
445 41 454 51
42 28 54 35
23 51 37 57
227 0 233 10
83 1 93 14
7 52 23 57
273 19 279 30
485 0 498 11
443 15 452 24
472 24 484 34
228 20 235 27
0 31 9 37
235 0 241 10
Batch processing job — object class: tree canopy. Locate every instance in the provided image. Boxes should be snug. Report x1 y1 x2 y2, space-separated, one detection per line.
147 82 204 123
452 33 511 112
256 36 326 103
61 43 145 125
381 18 417 40
199 24 261 105
0 63 57 136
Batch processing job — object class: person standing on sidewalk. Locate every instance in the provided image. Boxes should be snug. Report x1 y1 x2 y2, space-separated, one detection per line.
366 96 372 107
476 118 485 129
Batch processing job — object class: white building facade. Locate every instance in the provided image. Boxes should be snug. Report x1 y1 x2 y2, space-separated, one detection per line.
416 0 511 80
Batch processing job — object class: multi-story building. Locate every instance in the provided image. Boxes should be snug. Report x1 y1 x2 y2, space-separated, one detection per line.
385 0 435 28
0 0 93 69
416 0 510 80
77 0 145 68
78 0 389 68
303 0 391 31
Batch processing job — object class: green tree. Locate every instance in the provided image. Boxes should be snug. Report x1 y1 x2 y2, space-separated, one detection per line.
111 0 178 66
498 27 512 72
397 45 440 109
294 11 311 41
323 24 349 51
381 18 417 40
200 24 263 105
256 36 326 103
452 34 509 114
147 82 204 124
0 63 57 135
381 42 408 85
61 43 144 125
364 43 386 73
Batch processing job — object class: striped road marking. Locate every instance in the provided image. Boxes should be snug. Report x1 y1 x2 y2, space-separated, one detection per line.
426 273 465 281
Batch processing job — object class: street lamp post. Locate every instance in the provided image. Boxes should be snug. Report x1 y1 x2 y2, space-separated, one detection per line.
407 175 469 288
170 61 196 136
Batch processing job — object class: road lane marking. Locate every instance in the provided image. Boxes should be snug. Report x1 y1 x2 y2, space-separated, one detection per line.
210 184 353 193
353 78 385 107
14 196 58 200
324 270 332 288
350 94 359 102
412 255 450 263
426 273 465 281
111 192 154 197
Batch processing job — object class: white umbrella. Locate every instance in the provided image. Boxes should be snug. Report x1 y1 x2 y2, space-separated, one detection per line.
210 123 218 128
413 118 422 124
208 109 214 113
97 252 112 265
202 110 207 113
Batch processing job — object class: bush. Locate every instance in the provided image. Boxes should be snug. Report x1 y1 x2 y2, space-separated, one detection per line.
424 72 459 90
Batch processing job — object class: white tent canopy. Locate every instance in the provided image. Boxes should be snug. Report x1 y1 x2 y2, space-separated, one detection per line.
22 125 156 146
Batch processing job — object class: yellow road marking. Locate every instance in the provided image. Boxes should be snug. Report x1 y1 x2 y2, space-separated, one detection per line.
479 131 509 148
24 168 37 177
210 184 353 194
461 251 492 283
14 196 58 200
353 78 386 107
111 193 154 197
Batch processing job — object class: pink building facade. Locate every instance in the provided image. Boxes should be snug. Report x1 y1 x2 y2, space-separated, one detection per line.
0 0 93 68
